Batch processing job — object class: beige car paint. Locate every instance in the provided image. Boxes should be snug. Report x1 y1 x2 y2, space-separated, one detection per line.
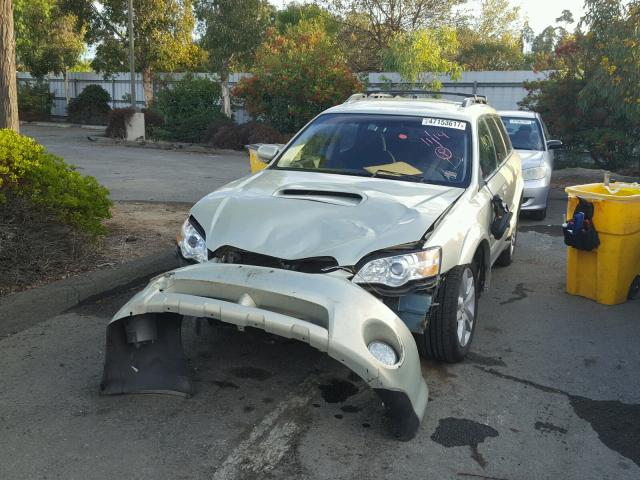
190 169 465 266
101 96 524 441
106 263 428 439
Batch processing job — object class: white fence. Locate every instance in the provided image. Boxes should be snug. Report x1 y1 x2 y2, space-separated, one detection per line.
17 70 548 123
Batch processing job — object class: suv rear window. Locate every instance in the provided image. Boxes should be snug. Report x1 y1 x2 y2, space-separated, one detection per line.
275 113 472 187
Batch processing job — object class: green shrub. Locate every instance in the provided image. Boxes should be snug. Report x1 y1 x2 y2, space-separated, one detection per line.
68 84 112 125
105 108 134 139
143 108 165 138
153 74 225 143
201 116 235 145
209 124 247 150
18 81 54 121
106 108 165 139
246 122 290 145
206 122 290 150
0 129 111 235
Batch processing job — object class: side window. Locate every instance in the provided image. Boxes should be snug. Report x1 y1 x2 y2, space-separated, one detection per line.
486 116 509 164
478 118 498 179
492 116 513 155
540 118 551 142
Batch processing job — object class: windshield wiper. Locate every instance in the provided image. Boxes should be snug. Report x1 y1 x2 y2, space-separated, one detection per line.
370 169 425 182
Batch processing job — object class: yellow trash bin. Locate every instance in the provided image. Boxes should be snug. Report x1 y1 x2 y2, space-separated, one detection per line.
565 182 640 305
247 144 268 173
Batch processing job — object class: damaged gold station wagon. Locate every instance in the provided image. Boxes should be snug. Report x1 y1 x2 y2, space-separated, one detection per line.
101 91 524 440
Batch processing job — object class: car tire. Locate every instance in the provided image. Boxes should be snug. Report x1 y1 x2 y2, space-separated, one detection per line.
529 208 547 221
495 215 518 267
416 264 478 363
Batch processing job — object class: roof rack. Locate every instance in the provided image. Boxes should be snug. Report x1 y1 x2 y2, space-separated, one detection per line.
346 90 488 107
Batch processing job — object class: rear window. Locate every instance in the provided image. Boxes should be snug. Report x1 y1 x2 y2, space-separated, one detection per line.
500 117 544 151
275 113 472 187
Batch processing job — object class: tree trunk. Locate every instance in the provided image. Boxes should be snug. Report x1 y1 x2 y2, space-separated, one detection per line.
142 68 153 106
0 0 19 132
221 72 232 118
63 69 69 108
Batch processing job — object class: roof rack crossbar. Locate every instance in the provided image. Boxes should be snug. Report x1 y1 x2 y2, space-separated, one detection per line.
348 90 488 107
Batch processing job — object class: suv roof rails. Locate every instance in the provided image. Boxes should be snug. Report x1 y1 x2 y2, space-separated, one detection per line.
346 90 489 107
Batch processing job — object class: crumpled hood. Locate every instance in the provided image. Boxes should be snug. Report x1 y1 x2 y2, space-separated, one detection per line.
191 169 463 265
516 150 545 169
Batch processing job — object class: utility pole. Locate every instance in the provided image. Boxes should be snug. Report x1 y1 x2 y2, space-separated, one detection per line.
125 0 144 140
0 0 19 131
128 0 136 110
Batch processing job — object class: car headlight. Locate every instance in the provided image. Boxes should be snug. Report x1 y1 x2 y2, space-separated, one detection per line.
522 165 547 181
354 247 441 287
177 218 208 263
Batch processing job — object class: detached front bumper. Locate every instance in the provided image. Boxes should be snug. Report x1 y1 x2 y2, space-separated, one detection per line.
101 263 428 440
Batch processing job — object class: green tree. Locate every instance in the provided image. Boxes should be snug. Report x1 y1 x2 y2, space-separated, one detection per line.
324 0 465 71
528 9 575 69
195 0 273 118
89 0 202 105
276 2 337 34
581 0 640 123
383 27 462 88
1 0 19 131
234 20 362 133
14 0 86 105
456 0 525 70
521 1 640 170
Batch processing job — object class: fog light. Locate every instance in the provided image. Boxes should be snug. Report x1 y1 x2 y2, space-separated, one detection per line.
368 341 398 366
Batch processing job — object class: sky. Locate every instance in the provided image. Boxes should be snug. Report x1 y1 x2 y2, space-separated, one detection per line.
490 0 585 33
268 0 587 34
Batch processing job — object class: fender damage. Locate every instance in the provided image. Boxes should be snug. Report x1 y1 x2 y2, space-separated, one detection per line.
101 262 428 440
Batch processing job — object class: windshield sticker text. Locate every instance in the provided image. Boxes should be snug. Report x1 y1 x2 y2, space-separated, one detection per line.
508 119 535 125
422 118 466 130
420 131 454 163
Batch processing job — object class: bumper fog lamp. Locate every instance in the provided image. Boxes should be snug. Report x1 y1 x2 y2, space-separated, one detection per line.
368 341 399 366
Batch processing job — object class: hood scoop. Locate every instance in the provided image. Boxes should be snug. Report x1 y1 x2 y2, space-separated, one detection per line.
275 188 365 206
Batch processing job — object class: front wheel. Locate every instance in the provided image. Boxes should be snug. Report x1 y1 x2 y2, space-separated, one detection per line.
416 264 478 363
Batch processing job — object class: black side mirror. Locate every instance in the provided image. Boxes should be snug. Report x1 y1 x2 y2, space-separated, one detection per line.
547 139 563 150
490 195 513 239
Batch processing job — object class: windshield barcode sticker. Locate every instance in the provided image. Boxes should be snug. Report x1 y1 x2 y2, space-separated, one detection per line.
422 118 466 130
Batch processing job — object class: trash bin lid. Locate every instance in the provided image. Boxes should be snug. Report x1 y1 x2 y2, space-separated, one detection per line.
565 182 640 202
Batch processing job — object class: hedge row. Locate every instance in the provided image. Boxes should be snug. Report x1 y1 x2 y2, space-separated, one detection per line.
0 129 111 235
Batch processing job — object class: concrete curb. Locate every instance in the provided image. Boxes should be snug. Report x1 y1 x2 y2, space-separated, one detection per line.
21 120 106 131
88 135 246 156
0 248 179 337
22 121 247 156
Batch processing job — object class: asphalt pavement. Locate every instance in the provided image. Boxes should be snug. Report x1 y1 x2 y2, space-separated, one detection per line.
21 125 249 203
1 181 639 479
4 126 640 478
